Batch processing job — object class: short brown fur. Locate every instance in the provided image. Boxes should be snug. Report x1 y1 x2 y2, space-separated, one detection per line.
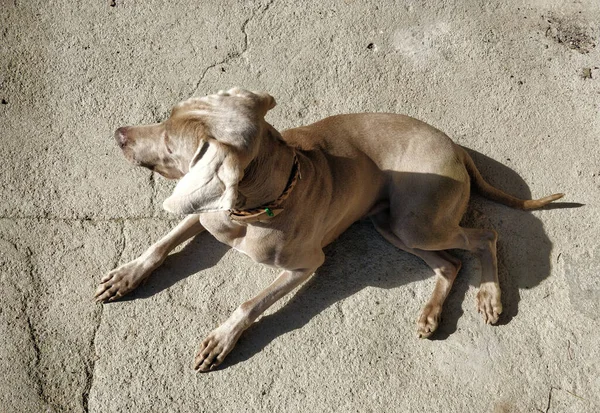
98 88 563 372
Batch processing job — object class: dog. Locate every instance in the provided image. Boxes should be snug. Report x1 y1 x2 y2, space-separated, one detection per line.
96 88 563 372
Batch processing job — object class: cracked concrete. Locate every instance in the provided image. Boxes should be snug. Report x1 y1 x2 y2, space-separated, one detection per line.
190 0 275 97
82 221 124 413
1 0 600 412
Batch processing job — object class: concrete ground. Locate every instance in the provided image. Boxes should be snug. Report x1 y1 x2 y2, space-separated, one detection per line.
1 0 599 412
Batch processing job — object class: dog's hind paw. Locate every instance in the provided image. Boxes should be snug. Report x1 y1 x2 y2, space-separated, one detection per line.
476 283 502 324
416 303 442 339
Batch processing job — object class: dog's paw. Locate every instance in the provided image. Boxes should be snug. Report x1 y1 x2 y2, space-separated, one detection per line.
194 325 241 372
416 303 442 339
94 259 150 303
476 283 502 324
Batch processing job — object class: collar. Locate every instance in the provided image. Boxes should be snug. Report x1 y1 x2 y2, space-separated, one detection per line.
228 152 301 223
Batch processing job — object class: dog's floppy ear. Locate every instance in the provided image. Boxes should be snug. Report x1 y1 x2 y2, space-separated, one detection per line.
199 88 276 152
162 139 243 214
162 88 276 214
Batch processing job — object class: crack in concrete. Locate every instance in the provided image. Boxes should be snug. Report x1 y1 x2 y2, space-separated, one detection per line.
536 386 588 412
24 311 41 372
148 171 156 214
81 220 126 413
24 308 58 411
542 386 558 413
17 245 61 412
81 306 103 413
191 0 275 97
0 216 179 223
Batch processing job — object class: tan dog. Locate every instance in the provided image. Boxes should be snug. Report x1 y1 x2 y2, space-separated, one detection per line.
96 88 563 372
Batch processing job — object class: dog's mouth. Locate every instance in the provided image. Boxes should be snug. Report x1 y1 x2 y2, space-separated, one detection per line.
138 161 155 171
120 146 136 164
119 145 155 171
139 160 184 180
113 126 186 180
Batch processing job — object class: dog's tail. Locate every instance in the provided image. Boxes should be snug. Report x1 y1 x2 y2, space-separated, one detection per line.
460 146 564 210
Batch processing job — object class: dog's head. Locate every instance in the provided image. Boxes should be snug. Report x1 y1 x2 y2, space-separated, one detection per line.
114 88 277 214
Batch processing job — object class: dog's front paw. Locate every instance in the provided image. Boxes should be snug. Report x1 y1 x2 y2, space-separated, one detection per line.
476 283 502 324
194 325 242 372
416 303 442 338
95 259 150 303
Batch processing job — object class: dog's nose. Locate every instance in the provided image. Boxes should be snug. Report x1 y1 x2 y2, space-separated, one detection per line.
114 127 129 148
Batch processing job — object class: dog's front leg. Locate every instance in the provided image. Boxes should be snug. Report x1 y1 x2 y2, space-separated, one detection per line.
194 254 324 372
95 214 205 302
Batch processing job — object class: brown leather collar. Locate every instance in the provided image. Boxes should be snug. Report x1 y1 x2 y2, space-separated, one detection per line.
229 153 301 223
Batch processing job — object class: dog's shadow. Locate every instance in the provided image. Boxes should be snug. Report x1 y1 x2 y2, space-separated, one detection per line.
122 235 230 301
127 149 580 368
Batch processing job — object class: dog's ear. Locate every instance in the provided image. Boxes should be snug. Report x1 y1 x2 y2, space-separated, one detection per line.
162 139 243 214
198 88 276 152
219 87 276 117
162 88 276 214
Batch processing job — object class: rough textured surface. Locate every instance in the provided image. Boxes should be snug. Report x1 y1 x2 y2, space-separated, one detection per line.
1 0 599 411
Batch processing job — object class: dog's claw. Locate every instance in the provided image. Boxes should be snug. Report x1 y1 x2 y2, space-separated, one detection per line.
95 259 150 303
194 326 240 372
416 303 442 339
477 284 502 325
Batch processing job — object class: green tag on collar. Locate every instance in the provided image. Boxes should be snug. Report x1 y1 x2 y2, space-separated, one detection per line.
265 207 274 217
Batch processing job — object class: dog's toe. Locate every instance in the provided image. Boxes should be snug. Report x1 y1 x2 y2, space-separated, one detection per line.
416 303 442 339
95 260 150 303
476 284 502 325
95 273 131 303
193 327 239 372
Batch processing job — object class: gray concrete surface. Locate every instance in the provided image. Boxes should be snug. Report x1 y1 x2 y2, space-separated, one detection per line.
1 0 599 411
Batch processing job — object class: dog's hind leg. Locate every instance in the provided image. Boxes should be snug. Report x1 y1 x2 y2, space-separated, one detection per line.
371 212 462 338
397 224 501 325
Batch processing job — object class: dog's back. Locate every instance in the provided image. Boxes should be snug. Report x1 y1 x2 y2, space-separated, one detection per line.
282 113 464 180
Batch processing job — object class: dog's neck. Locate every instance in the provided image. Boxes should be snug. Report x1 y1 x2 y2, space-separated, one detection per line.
237 125 296 210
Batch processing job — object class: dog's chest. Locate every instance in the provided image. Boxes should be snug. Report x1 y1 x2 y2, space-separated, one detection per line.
199 213 286 267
